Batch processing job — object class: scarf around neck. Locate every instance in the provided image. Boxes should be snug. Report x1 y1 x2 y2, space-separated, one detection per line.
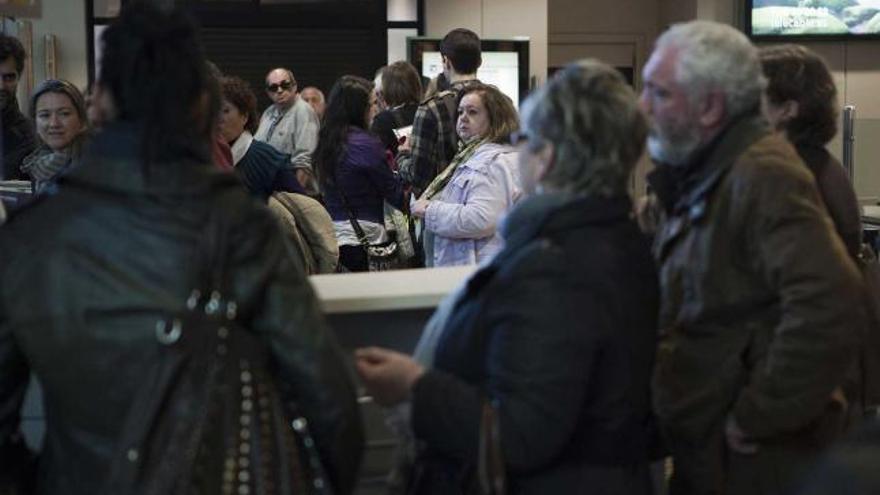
419 137 487 201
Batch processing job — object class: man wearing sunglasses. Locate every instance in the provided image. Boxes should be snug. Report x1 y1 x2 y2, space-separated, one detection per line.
1 33 36 181
254 67 320 194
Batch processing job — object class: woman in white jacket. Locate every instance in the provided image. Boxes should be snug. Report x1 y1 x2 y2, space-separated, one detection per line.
411 83 521 267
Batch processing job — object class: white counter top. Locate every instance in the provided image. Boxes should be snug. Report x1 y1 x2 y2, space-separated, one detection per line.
864 205 880 223
310 266 476 314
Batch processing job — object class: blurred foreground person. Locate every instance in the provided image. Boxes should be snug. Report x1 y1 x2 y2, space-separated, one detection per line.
21 80 89 194
641 21 863 495
356 59 659 495
0 3 362 494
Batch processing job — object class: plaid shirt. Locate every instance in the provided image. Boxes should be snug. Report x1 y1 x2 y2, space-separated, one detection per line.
398 79 480 195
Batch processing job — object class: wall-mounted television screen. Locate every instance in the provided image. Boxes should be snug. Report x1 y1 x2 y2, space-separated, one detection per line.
407 38 530 108
748 0 880 38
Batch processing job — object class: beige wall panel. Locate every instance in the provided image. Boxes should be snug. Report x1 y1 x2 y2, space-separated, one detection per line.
427 0 548 87
549 0 658 35
549 42 635 68
482 0 548 86
28 0 88 93
659 0 696 30
425 0 482 36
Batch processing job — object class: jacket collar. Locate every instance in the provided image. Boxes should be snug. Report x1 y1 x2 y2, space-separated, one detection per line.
230 131 254 166
499 192 633 254
1 98 29 129
62 122 235 197
648 112 769 218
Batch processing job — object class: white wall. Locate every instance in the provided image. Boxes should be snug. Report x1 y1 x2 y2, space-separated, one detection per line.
426 0 548 87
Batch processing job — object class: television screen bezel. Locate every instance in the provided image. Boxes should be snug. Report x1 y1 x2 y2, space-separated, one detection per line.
406 37 530 104
746 0 880 41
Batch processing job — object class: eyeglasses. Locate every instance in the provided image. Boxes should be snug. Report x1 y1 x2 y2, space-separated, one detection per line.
266 81 294 93
510 130 547 149
509 130 532 146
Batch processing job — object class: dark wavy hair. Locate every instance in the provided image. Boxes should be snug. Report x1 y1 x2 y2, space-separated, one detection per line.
381 61 423 107
0 33 25 73
313 75 372 187
98 1 217 169
220 76 259 134
760 44 837 146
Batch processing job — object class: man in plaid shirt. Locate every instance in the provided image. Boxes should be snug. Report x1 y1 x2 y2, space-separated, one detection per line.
398 29 482 196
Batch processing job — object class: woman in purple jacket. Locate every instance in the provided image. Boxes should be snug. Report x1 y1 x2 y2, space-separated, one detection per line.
313 75 407 272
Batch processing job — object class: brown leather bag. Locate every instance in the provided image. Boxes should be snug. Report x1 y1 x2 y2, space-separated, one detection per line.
102 212 331 495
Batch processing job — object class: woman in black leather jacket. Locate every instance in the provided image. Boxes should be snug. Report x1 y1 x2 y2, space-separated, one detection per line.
355 60 659 495
0 4 362 494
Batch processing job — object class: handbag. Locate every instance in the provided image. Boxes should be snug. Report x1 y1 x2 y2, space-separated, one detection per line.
336 186 402 272
103 210 332 495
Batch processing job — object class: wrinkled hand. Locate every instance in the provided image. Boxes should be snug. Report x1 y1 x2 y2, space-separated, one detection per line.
830 386 848 410
354 347 425 407
411 199 430 219
725 414 759 455
295 169 312 189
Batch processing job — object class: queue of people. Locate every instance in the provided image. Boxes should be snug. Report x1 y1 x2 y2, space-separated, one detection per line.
0 2 876 495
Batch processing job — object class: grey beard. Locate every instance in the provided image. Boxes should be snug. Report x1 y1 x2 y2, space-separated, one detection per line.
647 132 702 167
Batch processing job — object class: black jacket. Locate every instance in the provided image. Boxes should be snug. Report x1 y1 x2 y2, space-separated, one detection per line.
1 100 36 180
410 193 659 494
0 124 363 494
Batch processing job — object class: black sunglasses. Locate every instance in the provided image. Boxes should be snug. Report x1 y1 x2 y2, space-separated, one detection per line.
266 80 294 93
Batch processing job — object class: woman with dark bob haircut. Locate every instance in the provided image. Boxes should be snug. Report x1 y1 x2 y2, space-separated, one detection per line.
356 60 659 494
314 74 406 272
371 61 423 154
218 75 303 200
760 44 861 258
0 3 362 494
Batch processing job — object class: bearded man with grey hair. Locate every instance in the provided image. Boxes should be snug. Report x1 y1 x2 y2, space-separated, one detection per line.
640 20 864 494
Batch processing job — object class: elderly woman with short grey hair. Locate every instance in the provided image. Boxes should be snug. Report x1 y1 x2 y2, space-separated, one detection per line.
354 59 660 495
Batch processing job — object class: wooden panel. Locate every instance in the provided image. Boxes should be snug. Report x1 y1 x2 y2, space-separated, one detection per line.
201 25 386 111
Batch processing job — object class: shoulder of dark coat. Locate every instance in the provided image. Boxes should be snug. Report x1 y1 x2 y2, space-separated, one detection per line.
727 132 816 194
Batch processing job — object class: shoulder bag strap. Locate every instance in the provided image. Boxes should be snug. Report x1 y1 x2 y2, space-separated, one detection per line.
333 171 373 250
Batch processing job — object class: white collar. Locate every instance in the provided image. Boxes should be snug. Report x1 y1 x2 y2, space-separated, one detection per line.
230 131 254 166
